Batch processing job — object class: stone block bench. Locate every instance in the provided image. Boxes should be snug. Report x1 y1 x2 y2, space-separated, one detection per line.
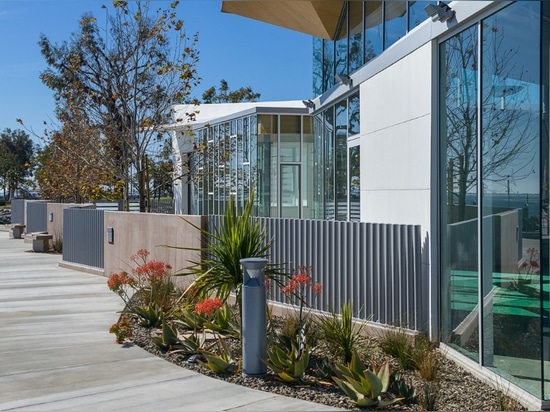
10 224 26 239
24 232 53 252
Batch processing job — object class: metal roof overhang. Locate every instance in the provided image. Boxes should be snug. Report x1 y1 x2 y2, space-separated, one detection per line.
221 1 344 40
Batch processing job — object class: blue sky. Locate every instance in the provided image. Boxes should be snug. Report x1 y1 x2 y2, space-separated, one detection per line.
0 0 313 144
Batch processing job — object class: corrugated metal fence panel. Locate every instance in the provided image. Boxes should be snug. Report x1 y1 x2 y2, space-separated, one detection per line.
10 199 25 224
26 202 47 233
63 208 104 269
209 216 425 331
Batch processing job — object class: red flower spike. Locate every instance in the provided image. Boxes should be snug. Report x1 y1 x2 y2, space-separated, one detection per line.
194 297 223 317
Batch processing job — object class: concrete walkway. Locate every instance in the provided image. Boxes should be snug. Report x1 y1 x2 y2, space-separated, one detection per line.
0 229 342 411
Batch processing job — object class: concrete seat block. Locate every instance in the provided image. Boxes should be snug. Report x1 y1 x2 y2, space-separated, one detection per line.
10 224 26 239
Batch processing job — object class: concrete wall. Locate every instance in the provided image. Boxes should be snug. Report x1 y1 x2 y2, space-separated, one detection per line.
46 203 95 243
103 212 206 291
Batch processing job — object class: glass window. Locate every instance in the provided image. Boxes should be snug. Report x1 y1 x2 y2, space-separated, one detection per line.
441 2 548 399
313 37 324 97
481 2 542 396
280 115 301 162
313 113 325 219
302 116 315 219
324 108 335 220
335 3 349 77
323 38 335 91
365 1 383 62
207 127 214 214
335 101 348 221
384 1 407 49
349 145 360 221
257 115 278 217
348 92 360 136
236 119 244 213
280 164 300 218
349 1 364 73
408 1 432 30
249 115 257 209
440 24 479 359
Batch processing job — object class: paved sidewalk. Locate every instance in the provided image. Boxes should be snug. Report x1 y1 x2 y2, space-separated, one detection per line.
0 229 342 411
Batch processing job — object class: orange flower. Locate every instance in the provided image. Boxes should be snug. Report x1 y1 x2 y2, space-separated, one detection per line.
313 282 323 294
107 271 134 291
194 297 223 317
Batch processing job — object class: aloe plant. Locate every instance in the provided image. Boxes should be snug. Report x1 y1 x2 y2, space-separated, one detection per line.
151 321 205 355
205 304 240 338
132 303 164 327
263 345 310 383
198 337 240 374
332 351 402 407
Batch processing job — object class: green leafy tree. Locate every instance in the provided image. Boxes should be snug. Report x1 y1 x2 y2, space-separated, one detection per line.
201 79 260 103
0 129 35 201
39 0 200 211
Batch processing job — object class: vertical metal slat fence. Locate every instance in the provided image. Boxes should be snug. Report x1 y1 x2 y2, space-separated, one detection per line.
210 216 424 331
62 208 104 269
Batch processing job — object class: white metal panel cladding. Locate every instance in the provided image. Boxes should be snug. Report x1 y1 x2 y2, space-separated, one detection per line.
209 216 424 331
62 208 104 269
26 202 47 233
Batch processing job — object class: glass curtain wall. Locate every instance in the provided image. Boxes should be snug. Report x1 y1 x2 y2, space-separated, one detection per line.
302 118 315 219
192 113 313 219
312 1 434 96
313 92 360 221
441 2 549 398
335 101 348 220
280 115 301 218
257 115 278 217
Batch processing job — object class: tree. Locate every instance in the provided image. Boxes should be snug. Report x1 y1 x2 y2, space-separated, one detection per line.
35 125 118 203
39 0 199 211
0 129 34 201
148 139 173 200
201 79 260 103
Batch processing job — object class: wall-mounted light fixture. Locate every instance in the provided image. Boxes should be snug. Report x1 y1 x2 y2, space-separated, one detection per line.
49 212 53 222
424 1 455 23
302 99 315 110
107 227 114 244
335 73 352 86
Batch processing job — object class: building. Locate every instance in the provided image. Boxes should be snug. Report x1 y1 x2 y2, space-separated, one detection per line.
169 1 550 407
170 101 319 217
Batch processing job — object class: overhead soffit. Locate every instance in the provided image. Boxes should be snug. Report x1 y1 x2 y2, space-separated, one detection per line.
221 1 344 40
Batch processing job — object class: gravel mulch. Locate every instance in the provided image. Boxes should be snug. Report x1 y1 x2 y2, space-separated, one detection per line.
119 314 528 412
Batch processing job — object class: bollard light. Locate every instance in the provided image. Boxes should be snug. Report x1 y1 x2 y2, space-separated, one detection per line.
240 257 268 377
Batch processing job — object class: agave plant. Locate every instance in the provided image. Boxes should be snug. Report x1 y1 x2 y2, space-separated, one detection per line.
389 372 416 403
205 304 240 339
198 336 240 374
151 321 205 355
263 344 311 384
332 351 402 407
131 303 164 327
